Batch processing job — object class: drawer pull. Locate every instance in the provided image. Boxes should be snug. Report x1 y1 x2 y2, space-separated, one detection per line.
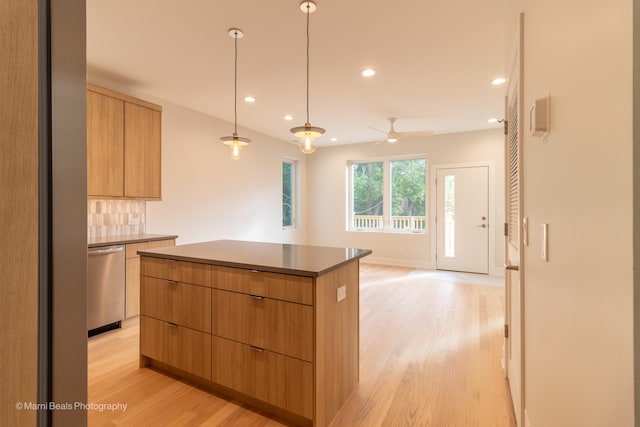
250 295 264 300
249 269 261 273
249 346 264 352
165 322 178 328
166 280 178 285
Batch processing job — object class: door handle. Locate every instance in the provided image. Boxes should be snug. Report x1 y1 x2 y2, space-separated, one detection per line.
504 264 519 271
88 246 124 256
477 224 487 228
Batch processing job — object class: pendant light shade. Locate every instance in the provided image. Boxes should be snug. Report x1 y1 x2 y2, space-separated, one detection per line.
290 1 325 154
220 28 250 160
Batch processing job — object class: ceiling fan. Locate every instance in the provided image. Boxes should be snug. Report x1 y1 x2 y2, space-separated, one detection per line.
370 117 433 143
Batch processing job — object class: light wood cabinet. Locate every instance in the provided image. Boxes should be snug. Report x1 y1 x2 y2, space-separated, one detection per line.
87 84 162 200
211 289 313 362
87 91 124 197
140 256 211 287
140 252 362 427
212 265 314 305
124 103 161 198
141 277 211 333
211 335 314 418
125 238 175 318
140 316 211 380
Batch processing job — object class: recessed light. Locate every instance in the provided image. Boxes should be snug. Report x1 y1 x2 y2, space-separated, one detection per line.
284 115 293 121
330 137 337 142
361 68 376 77
244 96 255 103
491 77 506 85
488 118 499 123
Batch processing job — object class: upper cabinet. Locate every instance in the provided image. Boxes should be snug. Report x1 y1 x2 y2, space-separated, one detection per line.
87 84 162 200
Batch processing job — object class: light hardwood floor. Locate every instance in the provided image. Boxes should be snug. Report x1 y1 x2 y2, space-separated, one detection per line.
88 264 516 426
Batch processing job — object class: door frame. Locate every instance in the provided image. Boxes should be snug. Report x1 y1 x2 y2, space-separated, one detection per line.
430 161 499 274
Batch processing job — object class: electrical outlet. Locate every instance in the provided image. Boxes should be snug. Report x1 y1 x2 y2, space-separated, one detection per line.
336 285 346 302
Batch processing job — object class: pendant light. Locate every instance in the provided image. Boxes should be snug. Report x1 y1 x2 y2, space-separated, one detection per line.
220 28 250 160
290 0 325 154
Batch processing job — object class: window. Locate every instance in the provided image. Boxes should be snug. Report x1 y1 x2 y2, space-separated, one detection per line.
349 157 427 232
282 160 296 227
443 174 455 256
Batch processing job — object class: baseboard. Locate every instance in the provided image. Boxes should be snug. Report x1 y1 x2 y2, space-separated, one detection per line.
361 257 432 270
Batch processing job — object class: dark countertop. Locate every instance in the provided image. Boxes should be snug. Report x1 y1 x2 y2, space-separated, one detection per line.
88 234 178 248
138 240 372 277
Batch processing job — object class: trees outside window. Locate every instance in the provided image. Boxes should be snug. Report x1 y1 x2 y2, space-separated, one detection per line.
349 157 427 232
282 160 295 227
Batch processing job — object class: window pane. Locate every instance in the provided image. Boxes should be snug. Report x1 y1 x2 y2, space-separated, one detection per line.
390 159 426 231
352 162 383 229
282 161 294 227
444 174 455 257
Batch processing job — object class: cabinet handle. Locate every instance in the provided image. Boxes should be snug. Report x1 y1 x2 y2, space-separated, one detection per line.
249 269 261 273
166 280 178 285
249 346 263 352
165 322 177 328
250 295 264 300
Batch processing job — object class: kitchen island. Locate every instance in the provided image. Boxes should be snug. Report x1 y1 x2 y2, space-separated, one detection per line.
138 240 371 427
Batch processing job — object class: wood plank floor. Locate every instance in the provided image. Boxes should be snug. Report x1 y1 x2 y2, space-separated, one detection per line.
88 264 516 426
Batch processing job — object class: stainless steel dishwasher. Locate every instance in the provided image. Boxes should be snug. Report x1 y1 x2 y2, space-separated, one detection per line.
88 245 125 334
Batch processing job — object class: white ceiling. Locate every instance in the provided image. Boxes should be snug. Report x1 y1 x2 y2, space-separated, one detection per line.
86 0 507 147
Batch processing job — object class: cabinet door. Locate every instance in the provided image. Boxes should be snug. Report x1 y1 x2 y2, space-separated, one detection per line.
124 103 161 199
125 239 175 318
211 335 313 419
125 256 141 318
141 277 211 333
141 316 211 380
87 91 124 197
211 289 313 361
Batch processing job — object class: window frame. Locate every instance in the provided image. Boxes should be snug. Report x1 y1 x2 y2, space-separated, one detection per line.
347 154 428 233
282 159 297 229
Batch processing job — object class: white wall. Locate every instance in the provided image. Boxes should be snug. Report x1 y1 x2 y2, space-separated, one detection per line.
148 101 310 245
519 0 634 425
306 129 505 271
87 76 309 246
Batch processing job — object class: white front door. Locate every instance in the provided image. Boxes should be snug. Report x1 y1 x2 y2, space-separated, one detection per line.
435 166 489 274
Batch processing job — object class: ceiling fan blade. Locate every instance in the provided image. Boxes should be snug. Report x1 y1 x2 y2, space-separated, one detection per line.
368 126 388 135
396 130 434 138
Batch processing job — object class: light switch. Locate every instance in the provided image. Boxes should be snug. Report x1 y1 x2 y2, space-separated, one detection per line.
337 285 346 302
541 224 549 261
530 95 550 138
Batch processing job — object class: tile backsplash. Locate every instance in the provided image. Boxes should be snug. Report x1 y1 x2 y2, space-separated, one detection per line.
88 199 146 239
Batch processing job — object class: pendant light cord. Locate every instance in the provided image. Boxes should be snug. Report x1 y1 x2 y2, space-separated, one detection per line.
305 2 310 125
234 30 239 134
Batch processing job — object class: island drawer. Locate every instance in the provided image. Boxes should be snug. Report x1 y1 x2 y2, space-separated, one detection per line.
211 289 313 362
141 315 212 380
211 335 313 419
211 266 313 305
141 277 211 333
141 256 211 287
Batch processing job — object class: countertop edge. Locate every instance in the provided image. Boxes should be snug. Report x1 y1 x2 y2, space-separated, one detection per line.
88 234 178 248
138 248 373 278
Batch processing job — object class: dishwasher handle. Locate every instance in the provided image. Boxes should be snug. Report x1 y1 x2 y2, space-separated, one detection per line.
88 246 125 256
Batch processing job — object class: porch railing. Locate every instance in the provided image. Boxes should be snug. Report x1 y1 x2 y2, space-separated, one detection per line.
352 215 426 232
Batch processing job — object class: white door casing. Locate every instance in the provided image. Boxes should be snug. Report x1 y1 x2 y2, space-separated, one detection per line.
504 12 525 427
